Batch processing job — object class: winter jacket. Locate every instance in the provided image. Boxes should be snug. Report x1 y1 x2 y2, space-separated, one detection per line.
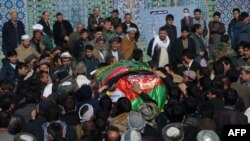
231 21 250 50
2 20 25 55
53 20 73 47
0 58 18 82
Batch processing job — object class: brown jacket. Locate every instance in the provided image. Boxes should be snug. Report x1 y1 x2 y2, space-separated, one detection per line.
120 36 137 60
16 44 40 63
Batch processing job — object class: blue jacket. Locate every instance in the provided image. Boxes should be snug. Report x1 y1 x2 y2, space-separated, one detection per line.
231 22 250 50
0 58 18 82
2 20 25 56
80 56 99 80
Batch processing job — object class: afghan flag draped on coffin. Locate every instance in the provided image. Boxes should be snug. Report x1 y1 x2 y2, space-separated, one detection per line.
95 60 168 110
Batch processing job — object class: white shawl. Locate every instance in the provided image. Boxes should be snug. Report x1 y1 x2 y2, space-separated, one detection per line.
151 35 170 56
152 36 170 67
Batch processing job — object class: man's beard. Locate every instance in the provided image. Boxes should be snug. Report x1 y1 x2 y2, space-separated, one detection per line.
63 64 71 69
35 38 41 42
112 49 118 52
23 45 29 48
160 37 166 41
195 17 200 20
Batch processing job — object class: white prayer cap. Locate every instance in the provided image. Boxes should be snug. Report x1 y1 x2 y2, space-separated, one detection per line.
21 35 30 40
127 27 137 33
78 104 94 123
111 89 125 103
32 24 44 31
9 10 17 15
60 51 72 58
14 132 37 141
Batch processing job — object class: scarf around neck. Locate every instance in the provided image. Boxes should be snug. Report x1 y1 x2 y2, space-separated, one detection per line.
151 35 170 56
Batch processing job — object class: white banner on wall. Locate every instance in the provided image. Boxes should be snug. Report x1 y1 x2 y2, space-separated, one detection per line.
140 5 197 45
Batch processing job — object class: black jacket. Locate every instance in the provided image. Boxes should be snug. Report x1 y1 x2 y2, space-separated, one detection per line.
23 117 77 141
2 20 25 55
14 102 37 123
87 14 104 32
207 98 224 110
0 58 18 82
80 56 99 80
189 60 201 72
110 17 122 25
38 18 53 37
181 16 193 31
183 124 199 141
174 37 196 64
122 22 140 41
60 111 80 126
22 116 47 141
143 125 161 138
160 24 177 44
213 106 248 135
13 75 41 104
147 37 174 67
53 20 73 47
107 50 124 61
73 39 89 61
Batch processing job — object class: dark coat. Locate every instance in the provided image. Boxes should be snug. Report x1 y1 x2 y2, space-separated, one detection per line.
193 19 208 38
183 124 199 141
209 21 225 48
181 16 193 31
60 111 80 126
79 56 99 80
14 103 37 123
13 76 39 104
213 106 248 134
53 20 73 47
189 60 202 72
147 37 174 67
184 113 199 127
107 50 124 61
23 117 77 141
87 14 104 32
228 18 238 38
231 21 250 50
22 116 47 141
38 18 53 37
144 125 161 138
207 98 225 110
156 113 170 131
174 37 196 64
160 24 177 44
122 22 140 41
110 17 122 25
0 58 18 82
2 20 25 55
73 39 89 61
190 33 208 62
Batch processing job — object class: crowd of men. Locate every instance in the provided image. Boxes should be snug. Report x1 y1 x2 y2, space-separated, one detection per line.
0 6 250 141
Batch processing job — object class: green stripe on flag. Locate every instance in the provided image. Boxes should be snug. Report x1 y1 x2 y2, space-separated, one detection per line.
131 84 168 111
96 60 151 81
